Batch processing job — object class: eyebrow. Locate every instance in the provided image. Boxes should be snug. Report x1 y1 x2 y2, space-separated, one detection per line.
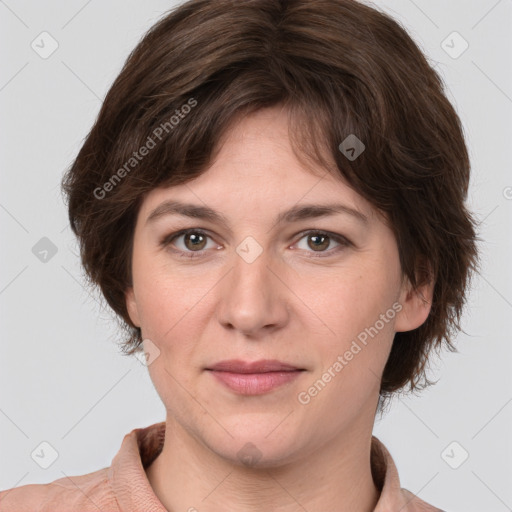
145 200 369 228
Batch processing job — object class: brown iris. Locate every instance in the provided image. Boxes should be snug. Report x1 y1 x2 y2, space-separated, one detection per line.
184 232 207 251
307 233 330 251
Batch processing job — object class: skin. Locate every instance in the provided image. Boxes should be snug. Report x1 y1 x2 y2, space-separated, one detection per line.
125 105 433 512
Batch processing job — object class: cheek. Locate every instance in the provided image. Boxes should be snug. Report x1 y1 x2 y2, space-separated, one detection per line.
292 260 399 399
133 257 218 353
134 282 174 340
298 263 399 342
294 269 397 419
134 266 210 409
132 245 186 333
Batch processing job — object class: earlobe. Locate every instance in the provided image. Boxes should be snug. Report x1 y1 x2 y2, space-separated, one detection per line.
394 272 434 333
125 287 141 328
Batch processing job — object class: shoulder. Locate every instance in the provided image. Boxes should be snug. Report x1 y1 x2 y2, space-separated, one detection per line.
401 487 447 511
0 467 120 512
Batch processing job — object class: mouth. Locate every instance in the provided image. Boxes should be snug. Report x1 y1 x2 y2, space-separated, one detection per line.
205 359 306 395
206 359 305 373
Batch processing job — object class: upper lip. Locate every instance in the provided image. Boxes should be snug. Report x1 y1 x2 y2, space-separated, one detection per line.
206 359 304 373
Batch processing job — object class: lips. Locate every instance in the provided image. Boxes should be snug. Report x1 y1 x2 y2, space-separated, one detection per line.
206 359 304 373
205 359 306 395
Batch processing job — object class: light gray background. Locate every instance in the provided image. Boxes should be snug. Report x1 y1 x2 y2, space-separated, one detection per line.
1 1 511 510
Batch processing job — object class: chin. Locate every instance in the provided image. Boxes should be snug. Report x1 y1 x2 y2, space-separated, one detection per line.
203 423 304 469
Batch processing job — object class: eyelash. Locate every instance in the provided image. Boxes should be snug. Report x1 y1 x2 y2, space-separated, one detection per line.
160 228 352 260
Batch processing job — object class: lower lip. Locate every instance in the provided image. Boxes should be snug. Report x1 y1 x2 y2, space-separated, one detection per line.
208 370 303 395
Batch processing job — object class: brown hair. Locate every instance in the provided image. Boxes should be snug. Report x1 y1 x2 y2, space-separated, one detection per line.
61 0 480 405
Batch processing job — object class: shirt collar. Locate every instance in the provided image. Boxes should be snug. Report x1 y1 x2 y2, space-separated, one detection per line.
108 421 417 511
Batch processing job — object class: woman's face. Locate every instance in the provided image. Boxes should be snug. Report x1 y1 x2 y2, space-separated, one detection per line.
126 106 431 466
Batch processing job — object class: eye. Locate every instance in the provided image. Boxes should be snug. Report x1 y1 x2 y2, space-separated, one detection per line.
160 228 352 260
293 230 351 257
160 229 220 259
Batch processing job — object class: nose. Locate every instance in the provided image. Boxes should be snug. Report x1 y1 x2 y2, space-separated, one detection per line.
215 244 290 338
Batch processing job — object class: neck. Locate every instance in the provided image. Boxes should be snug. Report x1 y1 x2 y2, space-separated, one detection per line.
146 417 380 512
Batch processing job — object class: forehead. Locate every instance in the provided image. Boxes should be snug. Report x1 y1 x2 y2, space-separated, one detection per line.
138 106 375 224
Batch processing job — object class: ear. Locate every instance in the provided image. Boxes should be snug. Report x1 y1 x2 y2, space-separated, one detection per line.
394 265 434 333
125 286 141 328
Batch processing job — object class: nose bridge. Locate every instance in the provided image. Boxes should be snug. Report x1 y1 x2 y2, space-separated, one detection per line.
232 240 271 292
216 237 288 335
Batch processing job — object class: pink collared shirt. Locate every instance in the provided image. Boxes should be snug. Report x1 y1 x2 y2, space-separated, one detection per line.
0 422 444 511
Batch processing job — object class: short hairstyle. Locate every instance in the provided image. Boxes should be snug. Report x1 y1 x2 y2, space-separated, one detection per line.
61 0 480 404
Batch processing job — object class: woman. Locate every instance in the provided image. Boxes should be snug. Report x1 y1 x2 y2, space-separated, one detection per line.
0 0 478 510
